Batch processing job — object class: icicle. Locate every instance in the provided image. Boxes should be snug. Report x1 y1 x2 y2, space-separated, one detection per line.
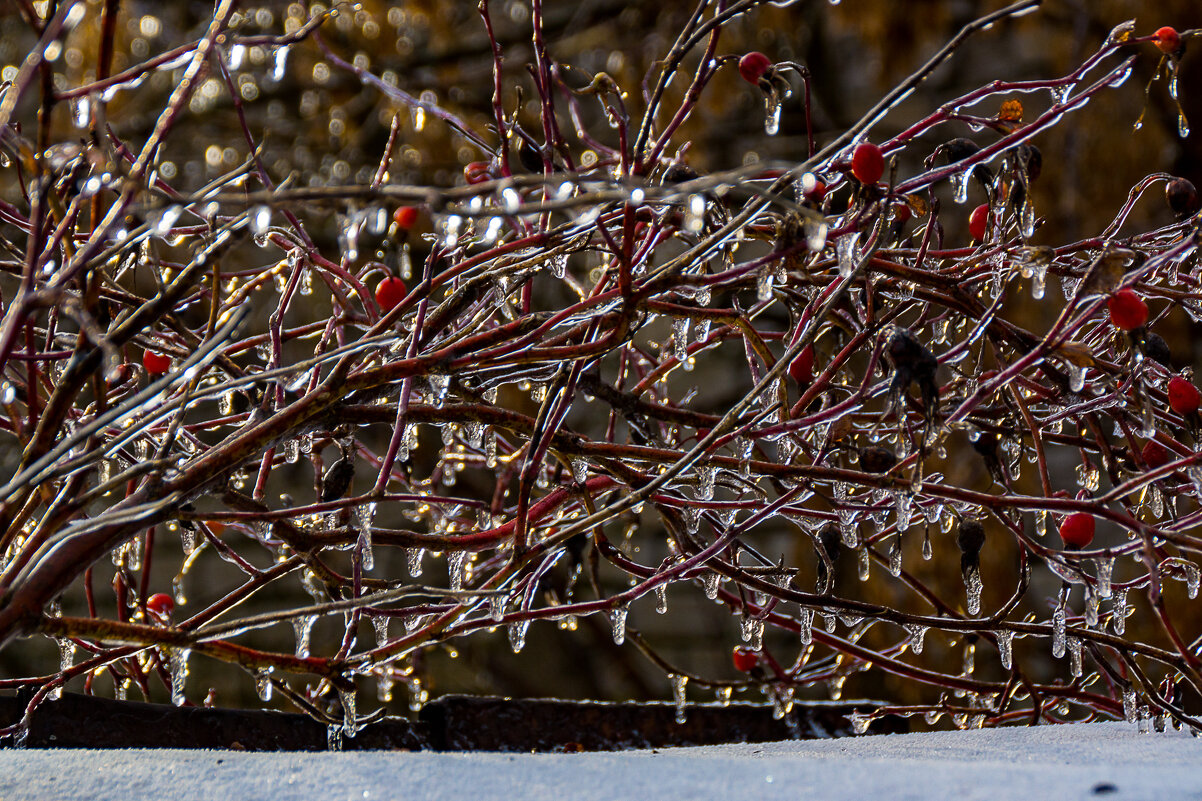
715 686 732 706
1020 199 1036 239
763 92 782 135
1085 590 1099 628
1137 706 1152 734
1096 556 1114 598
805 219 828 252
697 465 718 501
610 607 628 645
1031 260 1047 299
356 503 376 571
962 640 975 676
489 594 506 622
962 564 982 616
338 686 359 737
741 617 765 650
52 639 75 699
857 548 870 581
888 537 902 577
922 529 933 560
254 668 273 701
703 571 721 599
654 583 669 614
294 615 316 658
170 648 190 706
1069 638 1083 677
952 171 971 204
428 373 450 406
1112 589 1129 635
997 630 1014 669
406 547 424 577
827 676 846 700
327 724 343 751
848 711 871 734
672 317 690 366
1052 601 1067 658
448 550 467 592
670 674 689 723
798 607 813 645
837 232 861 278
508 619 530 652
1123 686 1138 723
756 270 773 302
904 624 928 654
684 506 701 535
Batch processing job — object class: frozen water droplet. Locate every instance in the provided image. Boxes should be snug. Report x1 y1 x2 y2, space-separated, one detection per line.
1179 112 1190 138
997 630 1014 669
1052 601 1067 658
610 607 628 645
952 171 970 204
285 438 300 463
654 583 669 614
905 624 928 654
670 674 689 723
571 458 589 484
508 619 530 652
764 93 782 136
837 232 861 278
1069 637 1083 676
1065 363 1085 393
489 594 506 621
294 615 316 657
255 668 273 701
249 205 272 236
798 607 813 645
849 712 871 735
741 617 765 650
922 530 933 560
715 686 732 706
703 571 720 599
1123 686 1138 723
407 547 424 577
805 219 828 252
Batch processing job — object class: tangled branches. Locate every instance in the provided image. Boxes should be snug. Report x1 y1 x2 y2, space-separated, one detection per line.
1 0 1201 743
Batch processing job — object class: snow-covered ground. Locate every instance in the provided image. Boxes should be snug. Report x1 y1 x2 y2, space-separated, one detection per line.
2 721 1199 801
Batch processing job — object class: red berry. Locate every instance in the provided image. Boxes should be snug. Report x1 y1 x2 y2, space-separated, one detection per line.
892 201 912 223
968 204 990 242
732 646 759 673
142 350 171 375
393 206 420 230
1141 440 1172 469
464 161 492 184
789 344 815 386
375 276 408 313
851 142 884 185
1107 288 1148 331
738 52 773 85
1168 375 1201 415
146 593 175 620
1059 512 1095 549
1155 26 1181 55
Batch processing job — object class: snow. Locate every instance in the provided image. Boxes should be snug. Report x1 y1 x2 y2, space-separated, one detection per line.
2 721 1200 801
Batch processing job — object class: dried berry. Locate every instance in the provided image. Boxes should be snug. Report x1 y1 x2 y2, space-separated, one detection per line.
886 327 939 415
1155 26 1181 55
143 350 171 376
1107 288 1148 331
788 344 815 386
957 519 986 554
375 276 408 313
1166 177 1200 219
968 204 990 242
1141 440 1173 469
1138 331 1172 365
1059 512 1095 549
851 142 885 185
731 645 760 673
815 522 842 590
393 206 420 230
937 138 980 164
663 163 699 184
858 446 899 473
321 453 356 502
738 52 773 85
146 593 175 621
518 138 544 173
464 161 492 184
1168 375 1201 415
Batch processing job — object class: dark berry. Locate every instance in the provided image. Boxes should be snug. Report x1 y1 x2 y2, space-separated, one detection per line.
1138 331 1172 365
663 163 699 184
858 446 898 473
956 519 986 554
1166 178 1200 218
1141 440 1173 469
